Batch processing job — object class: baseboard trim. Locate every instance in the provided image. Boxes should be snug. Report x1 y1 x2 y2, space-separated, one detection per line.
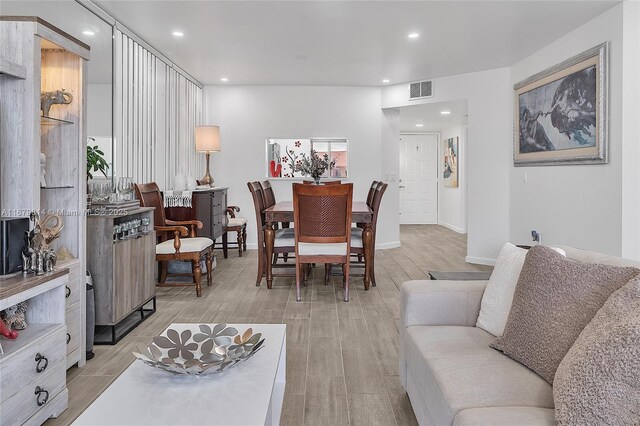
465 256 496 266
438 221 466 234
243 241 401 251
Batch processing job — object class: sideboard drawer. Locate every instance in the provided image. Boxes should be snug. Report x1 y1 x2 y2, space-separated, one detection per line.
65 275 81 310
1 359 66 426
0 325 66 401
66 303 81 356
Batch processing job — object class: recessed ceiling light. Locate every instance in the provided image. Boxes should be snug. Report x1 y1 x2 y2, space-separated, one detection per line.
408 32 420 39
220 77 229 82
416 124 424 127
441 110 451 115
82 30 95 36
382 79 390 83
172 31 184 37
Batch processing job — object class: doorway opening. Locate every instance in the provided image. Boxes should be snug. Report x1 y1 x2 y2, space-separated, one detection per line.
397 100 468 233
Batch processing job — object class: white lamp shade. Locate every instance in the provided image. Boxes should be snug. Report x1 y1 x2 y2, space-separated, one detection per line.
195 126 221 152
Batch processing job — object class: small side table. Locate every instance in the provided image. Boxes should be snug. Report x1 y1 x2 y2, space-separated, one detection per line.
428 271 493 281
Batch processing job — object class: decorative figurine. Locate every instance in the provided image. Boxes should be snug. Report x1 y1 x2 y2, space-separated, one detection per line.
0 321 18 340
21 212 64 275
40 89 72 117
1 302 28 331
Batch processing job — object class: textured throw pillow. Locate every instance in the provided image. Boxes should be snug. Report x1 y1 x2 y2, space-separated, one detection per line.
476 243 527 336
490 245 639 383
554 276 640 425
476 243 566 337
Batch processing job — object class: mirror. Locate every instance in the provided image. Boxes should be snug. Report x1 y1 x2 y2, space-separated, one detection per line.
2 1 114 183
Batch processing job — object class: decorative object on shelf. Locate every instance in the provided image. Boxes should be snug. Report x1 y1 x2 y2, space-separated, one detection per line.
294 149 336 185
133 324 264 376
117 177 133 202
0 320 18 340
514 43 608 166
40 88 72 117
56 246 75 263
1 301 28 331
141 217 151 235
163 190 193 208
443 136 459 187
22 212 64 275
87 142 109 181
195 125 221 186
40 152 47 187
90 182 112 203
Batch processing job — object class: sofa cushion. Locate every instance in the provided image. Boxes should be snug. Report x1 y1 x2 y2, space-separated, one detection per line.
553 275 640 425
491 245 638 383
404 325 553 425
453 407 556 426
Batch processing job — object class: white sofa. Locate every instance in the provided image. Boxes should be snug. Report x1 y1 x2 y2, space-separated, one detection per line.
399 246 640 426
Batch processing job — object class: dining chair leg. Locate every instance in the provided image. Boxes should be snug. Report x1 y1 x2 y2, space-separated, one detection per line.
255 248 264 286
192 259 203 297
242 227 247 252
237 231 243 257
357 254 363 263
295 260 302 302
222 231 229 259
303 264 308 285
344 261 350 302
205 251 213 286
272 253 278 265
283 253 289 263
324 263 331 285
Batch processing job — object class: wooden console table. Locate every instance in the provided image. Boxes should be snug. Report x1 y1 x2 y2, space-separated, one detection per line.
87 207 156 344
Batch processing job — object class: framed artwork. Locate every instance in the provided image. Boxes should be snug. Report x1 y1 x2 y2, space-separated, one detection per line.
514 43 608 166
265 138 348 178
443 136 459 187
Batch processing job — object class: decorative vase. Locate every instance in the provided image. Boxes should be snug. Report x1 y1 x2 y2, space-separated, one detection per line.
313 176 321 185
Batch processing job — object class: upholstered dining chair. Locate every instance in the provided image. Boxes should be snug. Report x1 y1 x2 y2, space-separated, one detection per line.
134 182 213 297
247 181 295 287
260 180 290 263
293 183 353 302
222 206 247 258
348 182 387 286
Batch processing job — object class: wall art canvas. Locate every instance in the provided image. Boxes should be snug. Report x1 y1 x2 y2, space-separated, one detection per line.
514 43 608 166
443 136 459 187
266 139 311 178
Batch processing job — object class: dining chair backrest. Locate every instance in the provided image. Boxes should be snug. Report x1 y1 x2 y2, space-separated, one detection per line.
293 183 353 245
365 181 381 208
135 182 167 227
260 180 277 209
302 180 342 185
370 182 388 237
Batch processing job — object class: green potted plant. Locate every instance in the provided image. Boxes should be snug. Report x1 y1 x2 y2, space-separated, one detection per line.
294 149 336 184
87 144 109 181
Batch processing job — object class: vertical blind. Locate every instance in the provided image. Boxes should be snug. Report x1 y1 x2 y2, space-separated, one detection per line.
114 29 203 189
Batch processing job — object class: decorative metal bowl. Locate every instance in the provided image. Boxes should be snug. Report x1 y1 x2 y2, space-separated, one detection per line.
132 324 265 376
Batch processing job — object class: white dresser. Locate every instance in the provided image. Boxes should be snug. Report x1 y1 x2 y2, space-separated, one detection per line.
0 269 70 425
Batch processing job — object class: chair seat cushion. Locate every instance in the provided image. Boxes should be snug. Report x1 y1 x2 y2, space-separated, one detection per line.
298 242 347 256
351 227 363 248
227 217 247 227
274 228 295 248
404 325 553 425
156 237 213 255
453 407 556 426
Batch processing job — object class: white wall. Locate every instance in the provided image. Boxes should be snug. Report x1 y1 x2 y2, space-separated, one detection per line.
510 4 624 255
438 125 466 234
87 84 112 137
202 85 392 248
382 67 512 265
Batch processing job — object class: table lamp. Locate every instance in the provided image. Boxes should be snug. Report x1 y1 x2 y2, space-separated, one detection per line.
195 125 221 186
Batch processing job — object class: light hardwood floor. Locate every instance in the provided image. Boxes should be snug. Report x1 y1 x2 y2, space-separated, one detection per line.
46 225 491 426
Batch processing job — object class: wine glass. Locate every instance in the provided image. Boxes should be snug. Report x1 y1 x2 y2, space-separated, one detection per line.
141 217 150 235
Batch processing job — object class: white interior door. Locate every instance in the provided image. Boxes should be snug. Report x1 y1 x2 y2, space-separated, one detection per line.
399 134 438 224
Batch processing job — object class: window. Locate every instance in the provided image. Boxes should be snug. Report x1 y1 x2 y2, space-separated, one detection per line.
311 139 348 178
266 138 348 179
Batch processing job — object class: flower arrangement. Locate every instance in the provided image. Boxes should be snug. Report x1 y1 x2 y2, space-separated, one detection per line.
294 149 336 184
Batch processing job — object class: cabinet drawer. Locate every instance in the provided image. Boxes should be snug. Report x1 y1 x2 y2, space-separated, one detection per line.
65 276 81 310
65 303 81 356
0 326 66 402
1 359 66 426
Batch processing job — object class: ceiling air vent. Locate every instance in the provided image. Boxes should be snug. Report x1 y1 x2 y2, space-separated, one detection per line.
409 80 433 100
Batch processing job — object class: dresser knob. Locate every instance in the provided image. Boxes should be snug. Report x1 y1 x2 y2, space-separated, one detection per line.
35 386 49 406
35 353 48 373
66 333 71 344
65 286 71 298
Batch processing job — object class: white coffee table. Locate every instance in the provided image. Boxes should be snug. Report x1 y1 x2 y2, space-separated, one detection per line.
73 324 286 426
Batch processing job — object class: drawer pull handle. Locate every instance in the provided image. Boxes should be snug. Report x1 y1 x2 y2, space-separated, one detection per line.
66 286 71 298
66 333 71 344
35 353 48 373
35 386 49 406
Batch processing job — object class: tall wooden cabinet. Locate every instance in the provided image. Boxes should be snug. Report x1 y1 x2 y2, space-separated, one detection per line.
0 17 88 373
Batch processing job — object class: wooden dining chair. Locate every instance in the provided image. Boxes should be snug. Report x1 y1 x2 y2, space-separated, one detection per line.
349 182 387 286
260 180 290 263
302 179 342 185
222 206 247 258
293 183 353 302
247 181 295 287
134 182 213 297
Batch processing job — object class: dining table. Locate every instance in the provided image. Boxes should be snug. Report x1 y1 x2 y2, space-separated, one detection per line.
263 201 374 290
